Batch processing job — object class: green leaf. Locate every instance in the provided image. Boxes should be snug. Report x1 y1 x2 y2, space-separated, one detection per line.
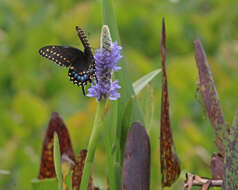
80 101 106 190
53 133 63 190
133 69 161 96
104 101 119 190
32 178 58 190
225 108 238 189
121 96 134 157
0 170 10 175
138 85 154 132
102 0 121 43
102 0 143 124
102 1 144 190
65 170 73 190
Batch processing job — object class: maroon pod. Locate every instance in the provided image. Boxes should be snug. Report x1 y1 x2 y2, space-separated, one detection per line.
122 121 150 190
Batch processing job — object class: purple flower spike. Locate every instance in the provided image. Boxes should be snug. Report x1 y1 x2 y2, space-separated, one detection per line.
87 25 122 101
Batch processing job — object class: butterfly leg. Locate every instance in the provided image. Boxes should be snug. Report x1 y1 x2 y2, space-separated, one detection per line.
82 86 86 96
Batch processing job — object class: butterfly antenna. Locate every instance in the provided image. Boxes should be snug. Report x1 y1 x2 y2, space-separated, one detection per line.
82 85 86 96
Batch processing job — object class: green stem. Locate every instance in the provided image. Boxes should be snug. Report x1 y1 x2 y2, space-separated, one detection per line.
104 101 121 190
80 100 106 190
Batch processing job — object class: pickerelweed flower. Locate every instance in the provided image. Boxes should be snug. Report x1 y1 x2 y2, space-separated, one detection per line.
87 25 122 101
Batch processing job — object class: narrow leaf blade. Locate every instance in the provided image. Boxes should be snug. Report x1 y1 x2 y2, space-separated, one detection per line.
121 97 134 156
224 108 238 189
139 84 154 132
102 1 144 189
133 69 161 96
65 169 73 190
102 0 144 124
32 178 58 190
54 133 63 190
0 170 10 175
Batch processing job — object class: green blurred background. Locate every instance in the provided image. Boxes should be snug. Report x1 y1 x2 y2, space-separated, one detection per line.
1 0 238 189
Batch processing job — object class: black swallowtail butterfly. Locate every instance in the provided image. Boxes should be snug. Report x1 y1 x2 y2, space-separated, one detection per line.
39 26 96 95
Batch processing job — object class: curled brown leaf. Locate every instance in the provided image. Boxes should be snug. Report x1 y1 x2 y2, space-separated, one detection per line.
38 112 75 179
194 38 227 157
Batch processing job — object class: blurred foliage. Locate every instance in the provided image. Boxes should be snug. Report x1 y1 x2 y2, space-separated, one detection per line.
0 0 238 189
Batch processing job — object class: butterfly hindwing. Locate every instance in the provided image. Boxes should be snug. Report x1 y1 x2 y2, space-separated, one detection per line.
68 65 96 96
39 46 84 67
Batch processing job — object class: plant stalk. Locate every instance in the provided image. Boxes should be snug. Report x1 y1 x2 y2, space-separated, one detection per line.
80 100 106 190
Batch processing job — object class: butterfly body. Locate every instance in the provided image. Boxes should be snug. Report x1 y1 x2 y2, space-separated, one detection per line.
39 27 96 95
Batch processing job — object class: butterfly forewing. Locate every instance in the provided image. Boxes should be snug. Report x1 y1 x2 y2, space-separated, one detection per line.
38 27 97 96
39 46 84 67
